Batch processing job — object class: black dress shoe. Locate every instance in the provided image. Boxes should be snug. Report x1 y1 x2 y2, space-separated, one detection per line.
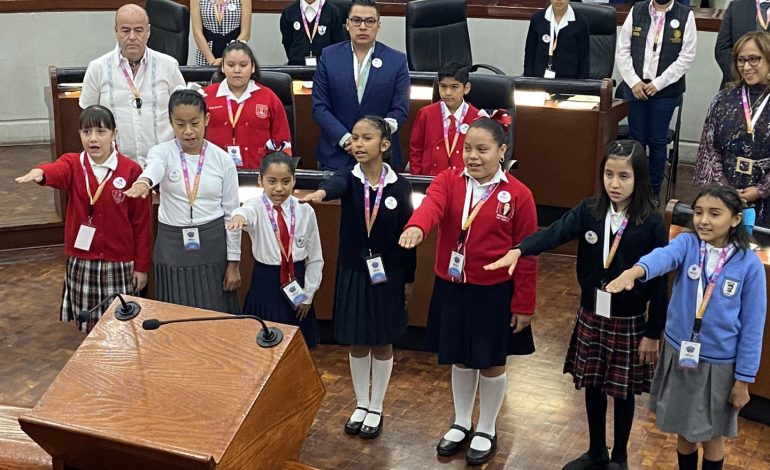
359 411 383 439
436 424 474 456
344 406 368 435
465 432 497 465
562 448 610 470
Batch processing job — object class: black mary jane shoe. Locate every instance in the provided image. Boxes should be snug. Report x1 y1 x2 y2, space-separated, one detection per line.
465 432 497 465
344 406 368 435
359 411 383 439
436 424 474 456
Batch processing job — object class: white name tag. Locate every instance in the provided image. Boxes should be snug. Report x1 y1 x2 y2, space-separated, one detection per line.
227 145 243 167
282 279 309 308
74 224 96 251
678 340 701 370
448 250 465 280
365 254 388 284
595 289 612 318
182 228 201 251
305 56 318 67
544 69 556 79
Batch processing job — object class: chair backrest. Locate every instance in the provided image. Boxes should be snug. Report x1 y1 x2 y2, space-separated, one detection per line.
259 71 297 151
146 0 190 65
570 3 616 80
326 0 351 40
405 0 473 72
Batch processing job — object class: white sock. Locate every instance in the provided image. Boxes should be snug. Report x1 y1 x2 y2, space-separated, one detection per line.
364 356 393 427
443 365 479 442
349 353 371 422
471 373 507 451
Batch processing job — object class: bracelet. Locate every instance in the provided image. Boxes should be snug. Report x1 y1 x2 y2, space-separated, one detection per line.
134 179 151 189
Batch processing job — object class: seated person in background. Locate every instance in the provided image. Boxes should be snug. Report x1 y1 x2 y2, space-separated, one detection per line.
523 0 590 79
409 62 485 175
280 0 346 65
204 41 293 169
191 0 252 66
715 0 770 89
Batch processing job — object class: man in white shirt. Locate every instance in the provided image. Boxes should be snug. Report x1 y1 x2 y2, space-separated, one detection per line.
80 4 185 166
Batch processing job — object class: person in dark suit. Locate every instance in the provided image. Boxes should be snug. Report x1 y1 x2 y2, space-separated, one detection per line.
311 0 410 171
280 0 347 66
715 0 770 89
523 0 590 79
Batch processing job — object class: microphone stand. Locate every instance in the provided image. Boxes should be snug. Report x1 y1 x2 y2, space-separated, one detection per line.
77 293 142 327
142 315 284 348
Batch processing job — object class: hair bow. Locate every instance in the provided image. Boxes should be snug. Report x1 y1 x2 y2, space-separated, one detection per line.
488 109 512 132
174 82 207 97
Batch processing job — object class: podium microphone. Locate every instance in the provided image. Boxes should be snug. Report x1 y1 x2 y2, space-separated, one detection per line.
142 315 283 348
77 293 142 325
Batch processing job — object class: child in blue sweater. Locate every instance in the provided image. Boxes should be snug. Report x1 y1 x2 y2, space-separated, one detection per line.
607 185 766 470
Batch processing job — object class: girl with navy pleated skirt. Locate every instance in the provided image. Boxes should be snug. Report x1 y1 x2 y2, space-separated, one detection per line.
399 116 537 465
607 185 766 470
302 115 416 440
228 151 323 347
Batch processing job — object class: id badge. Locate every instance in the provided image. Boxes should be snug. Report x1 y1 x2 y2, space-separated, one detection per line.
544 69 556 79
305 56 317 66
74 224 96 251
595 289 611 318
182 228 201 251
677 340 701 370
282 279 309 308
227 145 243 167
365 254 388 284
447 250 465 280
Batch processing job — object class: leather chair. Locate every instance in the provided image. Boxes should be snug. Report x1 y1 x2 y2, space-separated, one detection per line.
405 0 504 74
146 0 190 65
326 0 351 40
570 3 617 80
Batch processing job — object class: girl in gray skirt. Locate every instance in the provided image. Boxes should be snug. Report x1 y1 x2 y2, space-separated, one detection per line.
607 185 767 470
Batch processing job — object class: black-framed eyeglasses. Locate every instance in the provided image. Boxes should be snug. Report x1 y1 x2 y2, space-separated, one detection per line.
737 55 763 67
348 16 378 27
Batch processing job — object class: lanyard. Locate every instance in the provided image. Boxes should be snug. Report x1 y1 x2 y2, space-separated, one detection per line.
226 97 244 143
118 60 142 105
548 23 559 60
602 210 629 270
176 139 208 222
693 241 734 335
758 0 769 30
214 0 229 24
649 5 667 53
79 152 113 220
364 166 387 239
741 86 770 135
262 193 296 277
300 0 324 44
442 101 469 160
457 181 498 250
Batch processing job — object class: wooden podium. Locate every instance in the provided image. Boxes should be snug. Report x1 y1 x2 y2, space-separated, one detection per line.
18 297 325 470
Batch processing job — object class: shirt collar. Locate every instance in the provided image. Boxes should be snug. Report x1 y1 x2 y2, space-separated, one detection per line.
352 162 398 187
461 166 508 186
544 5 575 27
216 79 260 103
609 203 626 218
351 43 376 65
87 150 118 171
440 100 468 121
115 44 149 66
301 0 319 14
648 0 674 16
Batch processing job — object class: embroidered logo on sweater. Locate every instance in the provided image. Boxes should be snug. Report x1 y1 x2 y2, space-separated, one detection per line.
722 278 740 298
255 104 269 119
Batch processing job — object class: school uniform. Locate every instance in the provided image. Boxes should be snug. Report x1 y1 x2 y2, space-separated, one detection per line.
408 100 483 176
406 167 539 369
518 198 668 398
523 5 591 79
320 163 416 345
204 79 293 170
141 139 241 314
233 193 324 347
195 0 243 65
38 151 152 330
637 233 767 441
280 0 346 65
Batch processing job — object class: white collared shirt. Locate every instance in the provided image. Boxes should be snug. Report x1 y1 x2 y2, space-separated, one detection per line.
216 79 261 104
140 139 241 260
87 150 118 183
80 45 185 166
300 0 320 21
461 166 508 223
351 162 399 188
705 243 722 278
608 203 627 234
232 193 324 301
544 5 576 36
616 4 697 92
440 100 469 128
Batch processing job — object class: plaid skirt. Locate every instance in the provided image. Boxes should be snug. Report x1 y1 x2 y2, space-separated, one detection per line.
61 257 135 332
563 306 655 399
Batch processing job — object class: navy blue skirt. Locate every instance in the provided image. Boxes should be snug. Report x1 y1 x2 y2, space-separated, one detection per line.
427 277 535 369
332 266 408 346
242 261 319 348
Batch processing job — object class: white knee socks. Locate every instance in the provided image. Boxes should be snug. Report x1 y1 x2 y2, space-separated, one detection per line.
471 373 507 451
349 353 371 423
364 356 393 427
443 365 480 442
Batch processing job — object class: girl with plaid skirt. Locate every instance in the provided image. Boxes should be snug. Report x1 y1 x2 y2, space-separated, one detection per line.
486 140 668 470
15 105 152 332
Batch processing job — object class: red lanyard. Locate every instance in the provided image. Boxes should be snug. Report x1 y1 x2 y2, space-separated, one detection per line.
604 216 629 270
79 152 113 220
364 166 387 238
300 0 324 44
176 140 207 221
262 194 296 278
442 102 469 160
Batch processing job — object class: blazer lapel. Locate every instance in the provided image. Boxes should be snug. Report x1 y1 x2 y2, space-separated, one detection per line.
360 42 382 106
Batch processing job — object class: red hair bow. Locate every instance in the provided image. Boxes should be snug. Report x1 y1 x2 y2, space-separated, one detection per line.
489 109 512 132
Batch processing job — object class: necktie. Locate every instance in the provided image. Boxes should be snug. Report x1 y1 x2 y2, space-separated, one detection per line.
274 204 293 284
448 115 457 138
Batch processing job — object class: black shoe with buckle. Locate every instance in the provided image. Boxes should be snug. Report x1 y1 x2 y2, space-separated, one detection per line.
344 406 368 435
437 424 474 456
562 448 611 470
465 432 497 465
359 411 383 439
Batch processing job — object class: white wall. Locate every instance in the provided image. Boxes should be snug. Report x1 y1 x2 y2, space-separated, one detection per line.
0 10 721 152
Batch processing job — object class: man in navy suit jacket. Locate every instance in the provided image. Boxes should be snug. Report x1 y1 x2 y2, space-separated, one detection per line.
311 0 410 170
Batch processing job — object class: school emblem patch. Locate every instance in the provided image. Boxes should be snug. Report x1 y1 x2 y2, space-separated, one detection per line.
722 278 740 298
255 104 269 119
496 201 513 222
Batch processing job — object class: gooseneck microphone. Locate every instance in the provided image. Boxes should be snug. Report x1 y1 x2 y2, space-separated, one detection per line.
142 315 283 348
77 293 142 325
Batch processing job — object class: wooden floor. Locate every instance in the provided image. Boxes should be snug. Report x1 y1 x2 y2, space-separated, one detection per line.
0 145 60 228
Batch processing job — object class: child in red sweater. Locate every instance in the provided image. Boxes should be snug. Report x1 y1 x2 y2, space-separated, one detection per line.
15 105 151 331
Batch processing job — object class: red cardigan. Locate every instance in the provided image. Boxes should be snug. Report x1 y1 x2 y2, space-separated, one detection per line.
408 101 482 176
204 82 293 170
406 167 538 315
38 152 152 272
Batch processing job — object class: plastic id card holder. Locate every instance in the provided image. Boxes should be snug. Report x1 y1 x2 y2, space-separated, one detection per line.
74 224 96 251
365 254 388 284
227 145 243 167
182 227 201 251
544 69 556 79
447 250 465 280
282 280 309 308
305 56 318 66
595 289 611 318
677 340 701 370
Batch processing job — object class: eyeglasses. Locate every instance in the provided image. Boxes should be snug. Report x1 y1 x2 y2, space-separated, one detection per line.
737 55 763 67
348 16 378 28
